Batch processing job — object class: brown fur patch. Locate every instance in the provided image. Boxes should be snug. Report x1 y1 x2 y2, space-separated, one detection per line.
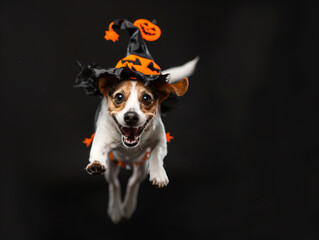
156 77 189 103
135 81 158 117
171 77 189 96
106 78 187 118
99 76 117 97
107 80 132 116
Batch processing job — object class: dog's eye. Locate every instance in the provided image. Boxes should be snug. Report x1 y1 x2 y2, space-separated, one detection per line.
142 94 152 106
114 93 124 104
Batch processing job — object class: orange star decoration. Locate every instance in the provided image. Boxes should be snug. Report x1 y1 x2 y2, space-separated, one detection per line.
166 132 174 143
82 133 95 147
104 22 119 42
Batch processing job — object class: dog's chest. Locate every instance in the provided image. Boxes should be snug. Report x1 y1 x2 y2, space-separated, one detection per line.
110 146 151 164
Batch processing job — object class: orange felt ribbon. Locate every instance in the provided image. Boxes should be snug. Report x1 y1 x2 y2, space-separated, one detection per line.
110 150 151 168
83 132 172 147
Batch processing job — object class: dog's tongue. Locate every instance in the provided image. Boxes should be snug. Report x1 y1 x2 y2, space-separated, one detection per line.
131 127 139 136
121 127 139 137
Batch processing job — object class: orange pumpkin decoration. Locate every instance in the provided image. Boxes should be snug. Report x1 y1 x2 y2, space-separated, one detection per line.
133 19 161 41
115 54 161 75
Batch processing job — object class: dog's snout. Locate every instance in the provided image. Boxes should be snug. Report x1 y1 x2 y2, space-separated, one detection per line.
124 111 139 126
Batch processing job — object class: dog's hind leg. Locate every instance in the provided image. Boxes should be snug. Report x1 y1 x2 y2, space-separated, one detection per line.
122 162 148 219
105 160 122 223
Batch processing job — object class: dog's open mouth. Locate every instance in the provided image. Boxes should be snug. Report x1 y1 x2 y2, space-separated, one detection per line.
113 118 150 147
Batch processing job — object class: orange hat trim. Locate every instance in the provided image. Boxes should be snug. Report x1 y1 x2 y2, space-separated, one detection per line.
115 54 161 76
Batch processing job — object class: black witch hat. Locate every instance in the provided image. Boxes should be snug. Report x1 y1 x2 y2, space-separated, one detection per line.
75 18 168 96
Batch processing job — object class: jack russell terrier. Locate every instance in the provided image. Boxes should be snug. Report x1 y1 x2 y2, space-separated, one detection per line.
76 18 198 223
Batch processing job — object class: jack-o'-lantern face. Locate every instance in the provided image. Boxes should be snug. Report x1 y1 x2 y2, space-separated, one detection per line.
115 54 161 75
133 19 161 41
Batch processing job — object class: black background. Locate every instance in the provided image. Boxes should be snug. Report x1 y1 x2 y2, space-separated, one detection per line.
1 0 318 239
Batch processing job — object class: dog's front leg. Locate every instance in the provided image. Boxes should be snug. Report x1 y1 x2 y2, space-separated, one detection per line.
86 117 111 175
149 140 169 188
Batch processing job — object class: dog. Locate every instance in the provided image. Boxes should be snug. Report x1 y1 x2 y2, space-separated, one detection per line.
83 57 198 223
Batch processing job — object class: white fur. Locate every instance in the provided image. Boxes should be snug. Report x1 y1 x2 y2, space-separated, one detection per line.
87 58 198 223
115 82 147 127
89 90 168 223
163 56 199 83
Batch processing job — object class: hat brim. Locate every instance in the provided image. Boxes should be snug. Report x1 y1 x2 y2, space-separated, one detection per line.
75 62 169 96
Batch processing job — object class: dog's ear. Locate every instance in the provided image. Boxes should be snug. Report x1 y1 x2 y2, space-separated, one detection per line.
99 76 116 97
169 77 189 96
156 77 189 103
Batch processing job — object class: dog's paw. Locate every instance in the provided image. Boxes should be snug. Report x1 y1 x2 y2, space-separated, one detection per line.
86 161 106 175
149 168 169 188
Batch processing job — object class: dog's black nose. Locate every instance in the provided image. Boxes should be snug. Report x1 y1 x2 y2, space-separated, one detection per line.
124 111 139 126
